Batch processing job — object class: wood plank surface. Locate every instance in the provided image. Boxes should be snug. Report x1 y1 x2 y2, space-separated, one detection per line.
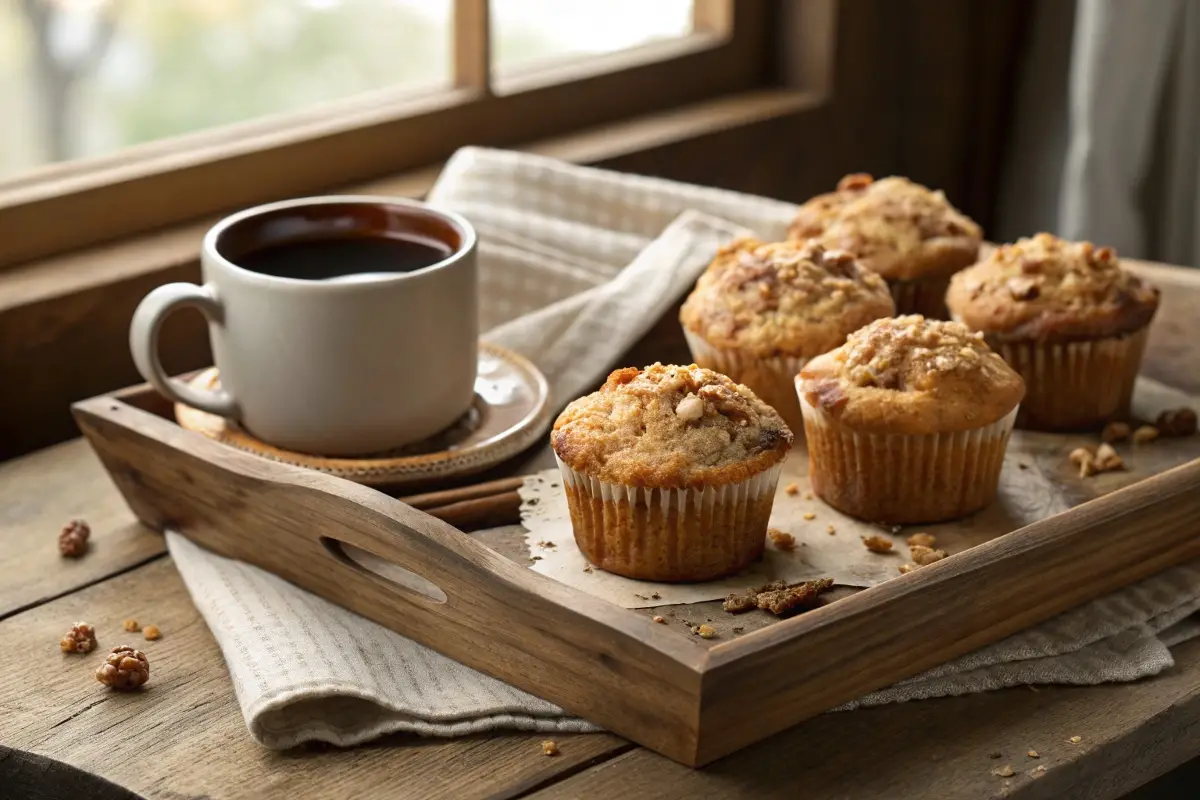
531 637 1200 800
0 558 629 800
0 439 162 619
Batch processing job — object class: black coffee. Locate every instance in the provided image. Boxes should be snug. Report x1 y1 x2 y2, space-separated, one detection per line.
238 234 453 281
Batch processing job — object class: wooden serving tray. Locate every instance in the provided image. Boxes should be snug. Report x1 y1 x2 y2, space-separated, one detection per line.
74 380 1200 768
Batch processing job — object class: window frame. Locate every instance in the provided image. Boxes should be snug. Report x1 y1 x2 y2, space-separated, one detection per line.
0 0 775 270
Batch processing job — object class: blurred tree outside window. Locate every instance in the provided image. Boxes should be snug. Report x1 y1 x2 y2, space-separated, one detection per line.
0 0 695 182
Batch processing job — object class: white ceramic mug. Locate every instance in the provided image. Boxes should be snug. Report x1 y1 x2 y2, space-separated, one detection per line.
129 195 479 457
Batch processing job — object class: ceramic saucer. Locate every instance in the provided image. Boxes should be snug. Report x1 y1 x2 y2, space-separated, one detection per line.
174 341 550 487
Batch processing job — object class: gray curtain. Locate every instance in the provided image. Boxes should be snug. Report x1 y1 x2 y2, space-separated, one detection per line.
995 0 1200 267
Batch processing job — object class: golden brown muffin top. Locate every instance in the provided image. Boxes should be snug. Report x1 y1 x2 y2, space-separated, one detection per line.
679 237 896 357
552 363 792 489
797 315 1025 434
945 233 1160 342
787 173 982 281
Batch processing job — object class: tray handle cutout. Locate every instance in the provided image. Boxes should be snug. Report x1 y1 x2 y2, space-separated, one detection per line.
321 537 448 604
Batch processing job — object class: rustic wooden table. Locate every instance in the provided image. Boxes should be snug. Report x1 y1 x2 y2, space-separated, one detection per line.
2 259 1199 800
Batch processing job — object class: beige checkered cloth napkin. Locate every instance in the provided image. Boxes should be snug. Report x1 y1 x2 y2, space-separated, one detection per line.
165 147 1200 749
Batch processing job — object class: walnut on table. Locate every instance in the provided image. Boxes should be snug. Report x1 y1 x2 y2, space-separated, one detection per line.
60 622 97 654
58 519 90 558
95 645 150 691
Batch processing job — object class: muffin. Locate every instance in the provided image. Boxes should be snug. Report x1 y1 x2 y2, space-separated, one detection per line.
945 233 1159 431
788 173 982 318
551 364 793 582
796 315 1025 524
679 237 895 434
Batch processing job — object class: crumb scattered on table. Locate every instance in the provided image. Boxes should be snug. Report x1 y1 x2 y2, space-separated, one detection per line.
803 512 816 521
1027 750 1039 759
530 555 542 562
988 751 1003 760
1029 765 1046 778
768 528 797 551
1068 735 1082 744
541 740 559 756
652 616 666 624
582 564 593 573
862 535 893 554
651 592 660 599
826 524 836 535
1093 442 1124 471
991 765 1014 778
693 624 717 639
732 626 744 633
784 482 800 495
536 540 557 549
1018 462 1029 470
60 622 97 654
123 619 140 632
58 519 90 558
143 625 161 641
804 491 813 500
899 563 916 574
1101 421 1130 443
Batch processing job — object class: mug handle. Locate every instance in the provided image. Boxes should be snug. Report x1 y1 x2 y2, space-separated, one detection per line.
129 283 239 418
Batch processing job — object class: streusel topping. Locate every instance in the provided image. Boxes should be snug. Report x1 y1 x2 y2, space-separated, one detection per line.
552 364 792 488
798 316 1025 434
680 238 895 356
788 174 982 281
946 233 1159 341
834 316 1010 392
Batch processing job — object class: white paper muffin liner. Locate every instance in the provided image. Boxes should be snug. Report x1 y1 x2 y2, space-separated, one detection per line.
682 328 808 436
554 453 784 582
797 390 1018 524
991 327 1150 431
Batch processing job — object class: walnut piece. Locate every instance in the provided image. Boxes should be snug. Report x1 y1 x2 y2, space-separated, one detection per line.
910 545 948 566
58 519 90 558
1101 421 1130 443
143 625 161 641
674 393 704 422
1093 442 1124 471
541 740 559 756
1132 425 1159 445
1069 446 1097 477
862 535 894 553
95 645 150 691
906 532 936 548
1156 407 1197 437
60 622 97 654
768 528 797 551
